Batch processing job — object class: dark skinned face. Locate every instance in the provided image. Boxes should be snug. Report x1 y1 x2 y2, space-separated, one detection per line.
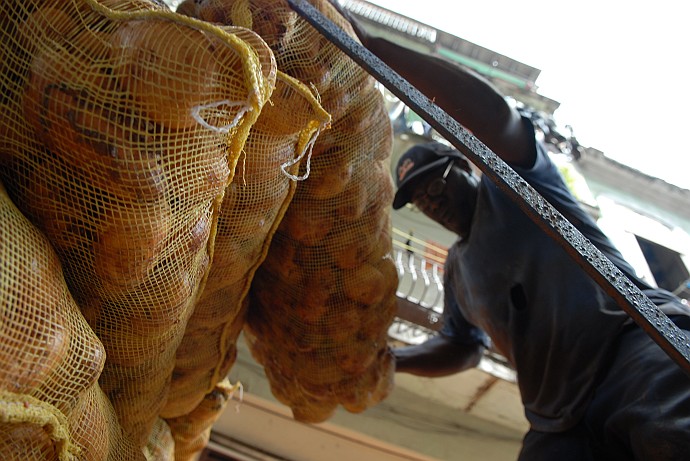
410 161 479 239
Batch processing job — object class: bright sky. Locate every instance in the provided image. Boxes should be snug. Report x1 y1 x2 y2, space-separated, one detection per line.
365 0 690 190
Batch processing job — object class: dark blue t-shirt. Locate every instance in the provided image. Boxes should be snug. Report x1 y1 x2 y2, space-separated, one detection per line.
440 124 689 431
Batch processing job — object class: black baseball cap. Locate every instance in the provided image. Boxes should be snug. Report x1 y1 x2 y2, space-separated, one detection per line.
392 142 467 209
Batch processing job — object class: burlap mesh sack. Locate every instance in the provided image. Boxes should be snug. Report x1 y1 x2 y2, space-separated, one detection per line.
0 181 143 461
178 0 398 423
1 394 75 461
144 418 174 461
1 0 274 447
166 378 239 461
69 385 151 461
162 70 329 419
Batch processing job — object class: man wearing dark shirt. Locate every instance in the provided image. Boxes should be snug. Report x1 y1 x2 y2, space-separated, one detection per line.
335 7 690 458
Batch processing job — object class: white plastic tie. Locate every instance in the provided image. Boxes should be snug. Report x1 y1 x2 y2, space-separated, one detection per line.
191 99 252 133
280 128 322 181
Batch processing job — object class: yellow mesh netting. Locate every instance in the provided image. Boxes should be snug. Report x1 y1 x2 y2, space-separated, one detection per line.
1 0 274 452
179 0 398 423
166 378 240 461
162 70 330 420
144 418 174 461
2 0 399 456
0 181 143 460
1 393 76 461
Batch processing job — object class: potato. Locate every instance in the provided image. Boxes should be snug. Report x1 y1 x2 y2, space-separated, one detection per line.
166 126 231 203
144 418 174 461
196 0 297 54
168 210 214 261
306 153 354 200
15 7 79 57
334 177 368 221
0 187 70 394
257 235 303 285
0 422 58 459
338 349 395 413
290 399 338 425
193 273 248 320
112 19 249 130
68 386 111 461
82 268 198 343
175 0 198 16
100 361 172 448
235 137 296 185
23 46 168 203
326 219 390 270
92 201 171 291
0 310 68 394
293 281 332 324
167 378 234 435
280 199 335 246
223 197 281 241
166 378 236 460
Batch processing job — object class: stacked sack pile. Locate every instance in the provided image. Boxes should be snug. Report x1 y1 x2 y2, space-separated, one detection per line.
161 55 332 456
1 0 398 459
0 181 144 460
177 0 399 424
1 0 279 458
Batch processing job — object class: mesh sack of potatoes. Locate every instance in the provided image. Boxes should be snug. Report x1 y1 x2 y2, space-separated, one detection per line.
166 378 239 461
0 0 274 447
0 181 144 461
177 0 398 423
143 418 174 461
162 69 330 421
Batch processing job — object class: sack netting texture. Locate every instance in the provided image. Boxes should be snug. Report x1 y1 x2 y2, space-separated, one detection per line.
1 0 397 458
177 0 398 424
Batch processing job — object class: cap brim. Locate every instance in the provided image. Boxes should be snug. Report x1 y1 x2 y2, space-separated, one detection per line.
392 157 451 209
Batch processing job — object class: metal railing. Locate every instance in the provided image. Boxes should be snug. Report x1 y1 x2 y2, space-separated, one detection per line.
388 229 445 344
394 234 445 309
388 228 516 380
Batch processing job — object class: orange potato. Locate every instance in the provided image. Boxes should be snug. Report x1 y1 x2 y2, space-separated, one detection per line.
305 153 354 200
68 387 111 461
0 422 58 459
197 0 297 52
342 262 386 306
166 127 231 203
333 176 368 221
0 307 69 394
92 201 171 290
175 0 198 16
112 19 249 130
258 236 304 285
326 219 390 270
281 199 335 246
338 348 395 413
0 189 70 394
15 7 80 57
23 47 168 203
145 418 174 461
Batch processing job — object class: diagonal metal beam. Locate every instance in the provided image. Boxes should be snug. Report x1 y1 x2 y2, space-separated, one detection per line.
286 0 690 376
